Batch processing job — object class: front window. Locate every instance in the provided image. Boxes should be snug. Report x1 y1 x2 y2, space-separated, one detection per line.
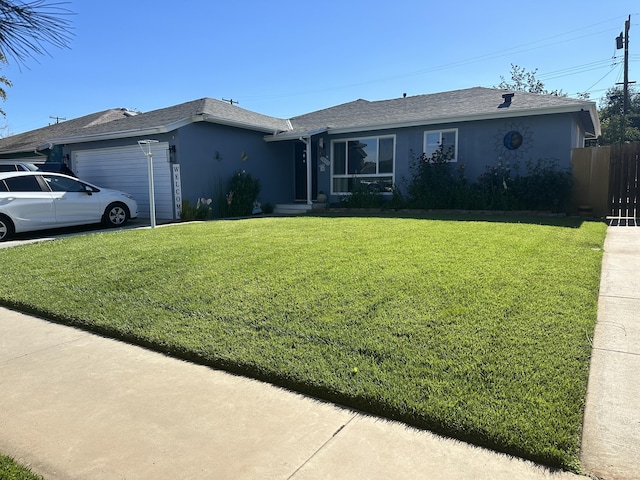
332 136 395 194
424 129 458 162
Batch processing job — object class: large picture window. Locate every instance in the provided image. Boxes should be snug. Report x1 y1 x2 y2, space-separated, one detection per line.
331 136 395 194
423 129 458 162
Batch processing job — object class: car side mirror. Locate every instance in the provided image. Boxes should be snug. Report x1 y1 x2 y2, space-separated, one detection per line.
84 185 93 195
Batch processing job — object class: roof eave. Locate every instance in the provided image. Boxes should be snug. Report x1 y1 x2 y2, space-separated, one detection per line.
34 114 290 147
41 125 174 146
198 114 289 134
264 128 328 142
324 105 599 135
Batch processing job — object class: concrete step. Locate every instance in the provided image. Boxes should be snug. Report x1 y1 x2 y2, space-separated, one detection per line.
273 203 314 215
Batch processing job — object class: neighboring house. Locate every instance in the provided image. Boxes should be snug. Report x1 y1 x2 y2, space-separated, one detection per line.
0 87 600 219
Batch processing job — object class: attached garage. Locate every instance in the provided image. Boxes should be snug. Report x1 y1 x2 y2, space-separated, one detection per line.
73 143 175 220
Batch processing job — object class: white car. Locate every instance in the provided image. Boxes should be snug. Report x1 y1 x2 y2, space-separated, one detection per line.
0 171 138 241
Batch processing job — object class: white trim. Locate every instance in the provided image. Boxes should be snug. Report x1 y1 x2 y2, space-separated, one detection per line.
42 115 290 148
321 104 600 136
423 128 459 162
265 128 328 142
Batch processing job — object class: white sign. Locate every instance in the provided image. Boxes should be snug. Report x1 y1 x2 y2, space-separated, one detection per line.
173 164 182 219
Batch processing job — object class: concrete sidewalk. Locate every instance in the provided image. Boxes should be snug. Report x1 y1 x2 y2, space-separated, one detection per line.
0 310 583 480
580 225 640 479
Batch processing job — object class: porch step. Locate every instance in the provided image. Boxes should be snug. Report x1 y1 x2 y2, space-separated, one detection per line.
273 203 324 215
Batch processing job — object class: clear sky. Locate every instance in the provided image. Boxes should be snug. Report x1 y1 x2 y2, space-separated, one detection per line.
1 0 638 136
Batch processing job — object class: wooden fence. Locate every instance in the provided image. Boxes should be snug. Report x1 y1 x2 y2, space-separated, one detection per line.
571 142 640 221
608 143 640 221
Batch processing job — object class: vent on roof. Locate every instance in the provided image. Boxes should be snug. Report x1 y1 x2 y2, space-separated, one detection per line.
121 108 139 117
499 93 514 108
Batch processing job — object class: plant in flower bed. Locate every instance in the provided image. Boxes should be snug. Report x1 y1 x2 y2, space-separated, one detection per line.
0 215 606 472
405 150 573 212
180 198 212 221
224 170 260 217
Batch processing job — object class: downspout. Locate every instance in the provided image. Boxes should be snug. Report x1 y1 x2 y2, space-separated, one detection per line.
299 136 312 205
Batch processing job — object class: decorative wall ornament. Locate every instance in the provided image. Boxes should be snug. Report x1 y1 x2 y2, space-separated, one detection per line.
494 122 533 160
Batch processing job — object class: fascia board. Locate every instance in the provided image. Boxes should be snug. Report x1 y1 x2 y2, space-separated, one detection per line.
325 105 597 135
40 127 171 147
264 128 328 142
38 113 289 147
198 114 289 134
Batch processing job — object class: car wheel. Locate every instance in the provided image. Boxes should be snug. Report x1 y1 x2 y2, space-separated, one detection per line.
103 202 129 227
0 214 14 242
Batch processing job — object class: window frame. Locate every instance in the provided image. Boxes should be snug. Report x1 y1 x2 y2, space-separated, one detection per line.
423 128 458 162
330 134 396 195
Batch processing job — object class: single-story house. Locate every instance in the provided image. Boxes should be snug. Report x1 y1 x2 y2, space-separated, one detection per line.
0 87 600 219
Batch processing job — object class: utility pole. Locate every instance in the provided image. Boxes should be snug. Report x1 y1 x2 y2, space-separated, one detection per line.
623 15 631 115
616 15 634 142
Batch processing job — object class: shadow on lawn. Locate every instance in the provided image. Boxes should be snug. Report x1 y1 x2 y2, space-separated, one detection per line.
306 209 606 228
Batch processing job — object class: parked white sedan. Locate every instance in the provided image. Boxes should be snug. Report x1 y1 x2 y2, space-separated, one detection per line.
0 172 138 241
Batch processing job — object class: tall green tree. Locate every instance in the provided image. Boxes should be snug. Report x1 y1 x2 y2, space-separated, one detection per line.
0 1 73 116
597 86 640 145
496 64 567 97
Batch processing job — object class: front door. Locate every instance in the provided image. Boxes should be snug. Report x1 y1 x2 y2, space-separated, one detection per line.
295 141 307 201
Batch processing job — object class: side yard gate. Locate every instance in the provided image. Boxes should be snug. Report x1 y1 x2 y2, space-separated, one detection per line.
608 143 640 222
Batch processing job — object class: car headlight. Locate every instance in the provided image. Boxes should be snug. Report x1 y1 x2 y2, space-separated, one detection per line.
122 193 135 200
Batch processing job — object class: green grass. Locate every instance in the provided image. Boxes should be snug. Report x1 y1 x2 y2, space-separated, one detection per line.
0 215 607 471
0 455 43 480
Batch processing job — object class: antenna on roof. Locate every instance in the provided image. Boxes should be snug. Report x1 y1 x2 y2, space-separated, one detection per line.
49 115 66 124
222 98 239 106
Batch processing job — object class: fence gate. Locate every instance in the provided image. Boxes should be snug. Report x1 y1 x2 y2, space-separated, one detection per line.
608 143 640 222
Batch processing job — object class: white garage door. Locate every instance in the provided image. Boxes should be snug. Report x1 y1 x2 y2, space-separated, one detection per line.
73 143 174 220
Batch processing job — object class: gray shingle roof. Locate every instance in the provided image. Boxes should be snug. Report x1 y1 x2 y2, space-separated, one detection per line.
0 108 137 154
0 87 599 153
286 87 597 135
68 98 290 137
0 98 290 152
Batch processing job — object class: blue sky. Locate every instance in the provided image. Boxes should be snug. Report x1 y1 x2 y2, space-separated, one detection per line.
1 0 638 135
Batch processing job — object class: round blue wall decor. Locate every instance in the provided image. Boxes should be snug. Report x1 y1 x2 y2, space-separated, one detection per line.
494 123 533 160
503 131 523 150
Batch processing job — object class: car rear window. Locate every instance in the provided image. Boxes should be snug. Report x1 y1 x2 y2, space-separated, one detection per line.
4 175 44 192
0 165 18 172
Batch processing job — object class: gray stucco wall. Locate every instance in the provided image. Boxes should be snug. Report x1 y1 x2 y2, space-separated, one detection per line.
315 112 584 202
63 122 295 215
60 111 586 210
176 122 294 209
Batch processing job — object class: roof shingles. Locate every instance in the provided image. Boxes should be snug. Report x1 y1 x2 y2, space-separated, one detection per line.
0 87 597 153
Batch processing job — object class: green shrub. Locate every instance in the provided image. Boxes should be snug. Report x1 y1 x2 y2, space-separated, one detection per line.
512 158 573 212
340 180 384 208
180 198 212 221
225 170 261 217
406 146 469 209
407 151 573 213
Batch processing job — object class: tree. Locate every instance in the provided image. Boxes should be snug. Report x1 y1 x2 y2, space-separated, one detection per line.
0 1 73 115
496 64 567 97
0 52 12 116
597 86 640 145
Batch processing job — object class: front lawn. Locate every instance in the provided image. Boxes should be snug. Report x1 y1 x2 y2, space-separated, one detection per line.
0 215 606 471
